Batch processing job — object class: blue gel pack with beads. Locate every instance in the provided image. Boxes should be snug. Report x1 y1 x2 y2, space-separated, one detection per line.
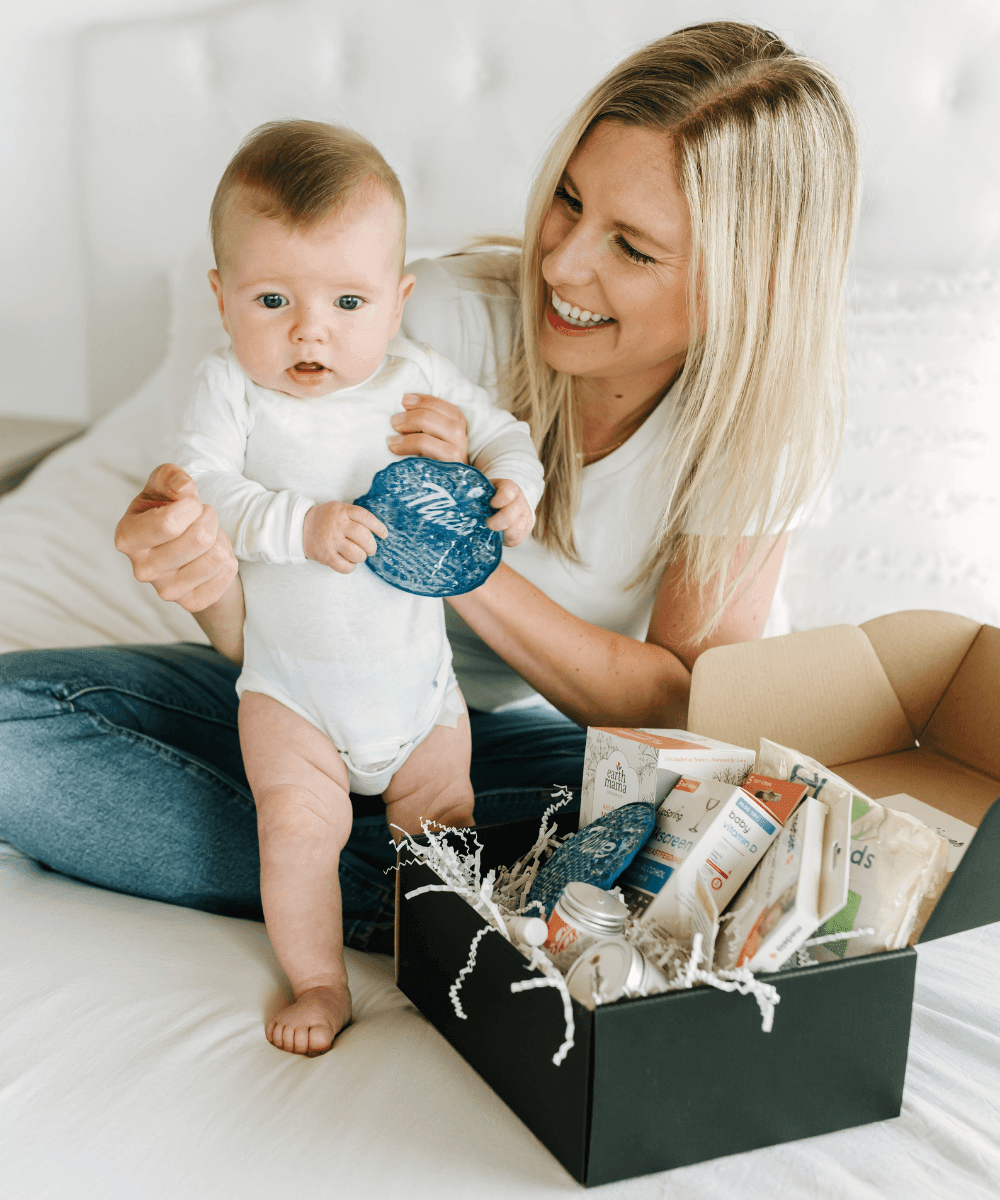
527 802 657 918
354 458 503 597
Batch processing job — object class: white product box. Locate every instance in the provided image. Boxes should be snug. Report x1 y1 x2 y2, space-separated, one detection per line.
879 793 976 873
580 727 755 827
714 796 830 972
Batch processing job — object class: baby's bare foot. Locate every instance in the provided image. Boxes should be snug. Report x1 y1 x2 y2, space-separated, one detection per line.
266 983 353 1057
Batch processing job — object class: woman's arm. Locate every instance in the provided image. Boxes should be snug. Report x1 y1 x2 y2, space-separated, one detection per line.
645 535 788 672
448 535 787 729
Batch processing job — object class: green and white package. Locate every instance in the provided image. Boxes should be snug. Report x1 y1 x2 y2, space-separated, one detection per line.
756 739 949 958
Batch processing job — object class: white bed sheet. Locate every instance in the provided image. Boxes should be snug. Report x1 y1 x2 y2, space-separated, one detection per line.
2 840 998 1199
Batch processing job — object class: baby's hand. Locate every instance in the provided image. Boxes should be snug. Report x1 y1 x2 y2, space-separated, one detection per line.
302 501 388 573
486 479 534 548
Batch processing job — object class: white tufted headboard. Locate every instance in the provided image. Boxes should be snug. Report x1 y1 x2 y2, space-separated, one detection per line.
79 0 1000 413
74 0 1000 632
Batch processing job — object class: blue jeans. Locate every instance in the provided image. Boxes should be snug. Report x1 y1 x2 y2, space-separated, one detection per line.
0 643 584 952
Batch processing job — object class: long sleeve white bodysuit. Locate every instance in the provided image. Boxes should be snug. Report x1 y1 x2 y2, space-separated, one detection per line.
176 336 544 794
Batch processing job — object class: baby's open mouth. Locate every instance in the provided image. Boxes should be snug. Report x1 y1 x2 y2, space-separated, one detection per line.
291 361 328 373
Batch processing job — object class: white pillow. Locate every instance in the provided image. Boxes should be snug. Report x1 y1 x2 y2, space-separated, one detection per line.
0 244 225 653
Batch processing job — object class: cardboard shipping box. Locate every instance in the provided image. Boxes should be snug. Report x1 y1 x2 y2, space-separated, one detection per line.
687 610 1000 941
396 612 999 1185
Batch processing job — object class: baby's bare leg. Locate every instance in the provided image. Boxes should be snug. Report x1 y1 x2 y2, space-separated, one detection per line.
239 691 354 1056
383 711 475 841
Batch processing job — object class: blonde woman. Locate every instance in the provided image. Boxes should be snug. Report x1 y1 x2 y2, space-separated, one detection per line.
0 23 859 955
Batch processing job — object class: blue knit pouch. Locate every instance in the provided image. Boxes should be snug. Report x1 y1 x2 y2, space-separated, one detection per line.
527 802 657 918
354 458 502 597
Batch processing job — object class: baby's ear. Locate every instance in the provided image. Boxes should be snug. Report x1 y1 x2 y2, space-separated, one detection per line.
389 273 417 336
207 269 229 330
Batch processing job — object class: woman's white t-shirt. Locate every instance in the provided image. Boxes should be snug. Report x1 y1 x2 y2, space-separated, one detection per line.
401 251 792 712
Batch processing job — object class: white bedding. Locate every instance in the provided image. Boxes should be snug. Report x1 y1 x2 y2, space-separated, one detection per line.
2 839 998 1198
1 249 998 1194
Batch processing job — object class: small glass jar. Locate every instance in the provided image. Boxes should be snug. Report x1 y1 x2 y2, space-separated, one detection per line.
543 882 630 972
565 938 670 1009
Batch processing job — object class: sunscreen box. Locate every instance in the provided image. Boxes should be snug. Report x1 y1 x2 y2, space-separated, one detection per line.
580 727 755 827
622 778 787 944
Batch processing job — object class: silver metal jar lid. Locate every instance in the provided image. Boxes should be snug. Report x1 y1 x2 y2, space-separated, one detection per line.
565 938 646 1008
559 882 629 934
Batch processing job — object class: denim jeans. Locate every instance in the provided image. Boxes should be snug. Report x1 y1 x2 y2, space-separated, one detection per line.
0 643 584 952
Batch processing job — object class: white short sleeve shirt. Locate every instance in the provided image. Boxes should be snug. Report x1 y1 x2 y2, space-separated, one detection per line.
401 251 796 711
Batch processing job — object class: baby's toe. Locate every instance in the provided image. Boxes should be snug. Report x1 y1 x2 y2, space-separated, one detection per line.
306 1024 335 1057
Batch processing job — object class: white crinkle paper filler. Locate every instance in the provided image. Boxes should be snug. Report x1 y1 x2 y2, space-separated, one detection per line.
398 785 791 1064
398 788 578 1064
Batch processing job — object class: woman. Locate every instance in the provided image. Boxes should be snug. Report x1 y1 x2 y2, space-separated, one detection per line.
0 22 858 952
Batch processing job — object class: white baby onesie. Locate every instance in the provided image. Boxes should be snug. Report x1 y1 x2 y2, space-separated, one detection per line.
176 336 544 793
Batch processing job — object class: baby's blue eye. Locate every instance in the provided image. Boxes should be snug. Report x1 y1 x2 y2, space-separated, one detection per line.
256 294 287 309
336 295 362 311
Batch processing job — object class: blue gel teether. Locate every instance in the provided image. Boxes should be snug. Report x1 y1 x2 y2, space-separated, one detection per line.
354 458 503 597
527 802 656 918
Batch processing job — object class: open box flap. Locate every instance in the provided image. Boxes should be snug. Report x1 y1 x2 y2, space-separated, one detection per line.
921 625 1000 780
916 795 1000 942
859 611 983 739
688 624 914 765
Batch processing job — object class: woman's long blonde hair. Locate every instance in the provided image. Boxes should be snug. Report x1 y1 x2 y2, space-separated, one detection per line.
503 21 859 637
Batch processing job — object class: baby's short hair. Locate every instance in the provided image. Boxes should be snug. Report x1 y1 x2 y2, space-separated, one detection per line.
210 120 406 272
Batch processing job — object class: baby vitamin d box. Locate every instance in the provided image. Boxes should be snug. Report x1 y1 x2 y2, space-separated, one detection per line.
580 727 755 827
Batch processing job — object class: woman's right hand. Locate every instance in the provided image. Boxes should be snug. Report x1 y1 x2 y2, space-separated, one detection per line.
114 464 238 613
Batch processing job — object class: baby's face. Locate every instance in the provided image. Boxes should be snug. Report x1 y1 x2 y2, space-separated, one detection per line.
209 187 414 397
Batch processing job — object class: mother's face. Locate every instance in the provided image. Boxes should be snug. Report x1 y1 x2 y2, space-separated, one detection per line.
538 121 692 395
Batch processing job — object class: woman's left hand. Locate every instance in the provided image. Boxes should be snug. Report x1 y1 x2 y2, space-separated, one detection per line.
387 393 469 462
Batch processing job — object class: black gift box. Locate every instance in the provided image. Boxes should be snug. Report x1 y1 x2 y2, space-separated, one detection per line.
397 612 1000 1185
396 812 920 1186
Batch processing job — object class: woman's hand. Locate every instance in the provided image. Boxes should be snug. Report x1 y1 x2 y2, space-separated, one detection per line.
114 464 245 664
115 465 237 612
302 501 388 573
387 393 469 462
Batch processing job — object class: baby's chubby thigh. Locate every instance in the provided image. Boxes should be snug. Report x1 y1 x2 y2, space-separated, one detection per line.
238 690 354 850
382 705 475 840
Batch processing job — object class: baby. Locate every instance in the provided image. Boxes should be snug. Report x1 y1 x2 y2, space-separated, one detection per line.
176 121 544 1056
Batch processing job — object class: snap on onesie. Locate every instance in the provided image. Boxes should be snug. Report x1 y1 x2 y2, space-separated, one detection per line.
176 336 544 793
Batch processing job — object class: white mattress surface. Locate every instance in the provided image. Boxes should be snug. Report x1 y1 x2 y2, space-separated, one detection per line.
2 841 998 1198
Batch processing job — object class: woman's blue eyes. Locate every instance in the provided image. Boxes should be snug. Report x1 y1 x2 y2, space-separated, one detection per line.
254 294 364 310
553 184 656 266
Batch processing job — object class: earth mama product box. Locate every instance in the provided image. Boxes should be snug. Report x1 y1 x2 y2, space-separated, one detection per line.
397 612 1000 1185
580 727 755 827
